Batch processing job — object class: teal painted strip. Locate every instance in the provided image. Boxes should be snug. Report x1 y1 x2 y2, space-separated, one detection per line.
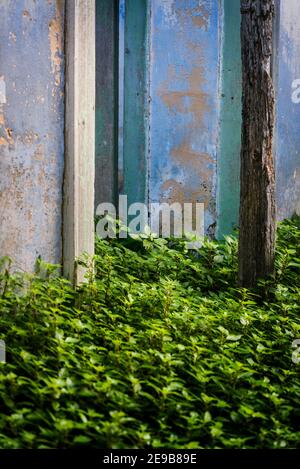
95 0 119 208
118 0 125 194
123 0 149 207
217 0 242 238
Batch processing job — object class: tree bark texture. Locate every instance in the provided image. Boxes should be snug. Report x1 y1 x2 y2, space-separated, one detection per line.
239 0 276 287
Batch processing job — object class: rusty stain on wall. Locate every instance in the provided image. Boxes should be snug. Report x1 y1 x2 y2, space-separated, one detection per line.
171 142 213 169
159 65 209 126
160 178 211 207
49 0 63 86
22 9 32 20
0 137 8 146
170 141 214 200
179 1 211 30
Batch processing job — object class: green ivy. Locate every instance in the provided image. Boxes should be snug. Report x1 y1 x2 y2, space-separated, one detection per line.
0 218 300 448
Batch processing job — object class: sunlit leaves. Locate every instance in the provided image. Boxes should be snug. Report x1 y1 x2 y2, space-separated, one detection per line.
0 219 299 448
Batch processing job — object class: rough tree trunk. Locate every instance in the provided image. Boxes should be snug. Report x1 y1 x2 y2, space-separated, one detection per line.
238 0 276 288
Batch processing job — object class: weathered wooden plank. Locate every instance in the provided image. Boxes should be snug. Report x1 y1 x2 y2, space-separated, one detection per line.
95 0 119 209
64 0 95 284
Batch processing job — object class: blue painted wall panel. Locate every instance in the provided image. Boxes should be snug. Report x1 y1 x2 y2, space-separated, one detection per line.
1 0 299 275
149 0 220 235
275 0 300 219
0 0 65 270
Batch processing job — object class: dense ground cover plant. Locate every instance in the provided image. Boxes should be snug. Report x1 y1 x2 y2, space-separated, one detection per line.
0 219 300 448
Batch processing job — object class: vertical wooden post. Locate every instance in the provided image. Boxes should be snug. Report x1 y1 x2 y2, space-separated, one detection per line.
64 0 96 284
239 0 276 287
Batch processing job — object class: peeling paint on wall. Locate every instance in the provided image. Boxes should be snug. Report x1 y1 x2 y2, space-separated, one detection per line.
49 0 64 87
149 0 219 234
158 65 210 126
0 0 65 272
275 0 300 219
0 76 6 104
160 0 177 27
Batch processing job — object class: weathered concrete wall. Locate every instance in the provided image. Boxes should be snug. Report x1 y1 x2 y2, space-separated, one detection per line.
0 0 65 271
149 0 220 235
275 0 300 219
1 0 299 274
95 0 300 239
